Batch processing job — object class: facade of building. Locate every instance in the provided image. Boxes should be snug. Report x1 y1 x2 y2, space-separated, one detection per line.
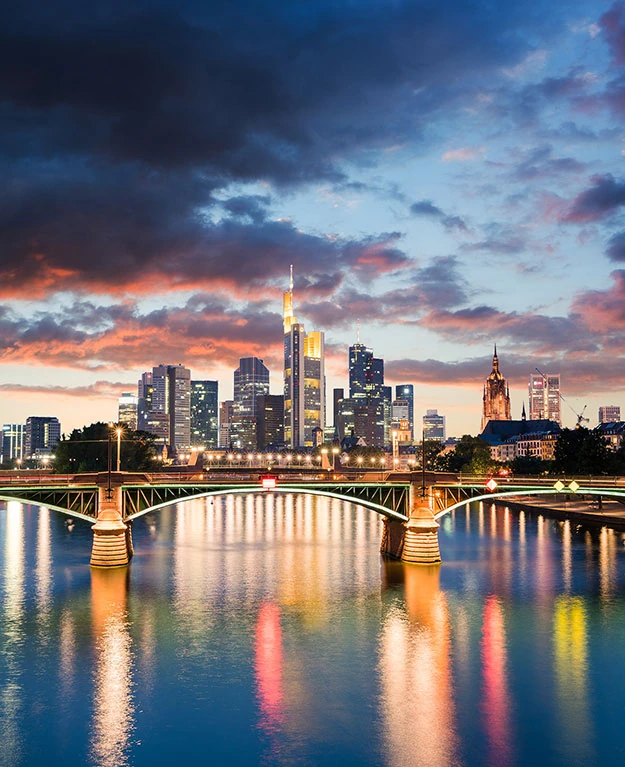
137 372 153 432
256 394 285 450
149 364 191 450
423 409 446 441
283 268 325 447
24 416 61 458
482 346 511 430
1 424 24 464
481 419 561 462
395 384 414 440
233 358 270 416
219 400 235 448
118 392 138 430
529 372 561 425
596 421 625 449
599 405 621 424
391 399 410 431
347 339 388 445
190 380 219 448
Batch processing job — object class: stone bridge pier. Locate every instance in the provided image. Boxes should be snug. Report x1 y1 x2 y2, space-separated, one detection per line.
380 484 441 565
90 482 133 568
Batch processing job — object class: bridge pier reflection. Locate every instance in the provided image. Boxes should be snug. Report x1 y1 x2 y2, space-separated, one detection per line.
90 487 132 568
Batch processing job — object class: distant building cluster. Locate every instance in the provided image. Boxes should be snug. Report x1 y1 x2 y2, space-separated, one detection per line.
4 279 623 467
479 348 623 460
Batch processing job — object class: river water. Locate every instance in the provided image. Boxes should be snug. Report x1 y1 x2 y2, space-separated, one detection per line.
1 493 625 767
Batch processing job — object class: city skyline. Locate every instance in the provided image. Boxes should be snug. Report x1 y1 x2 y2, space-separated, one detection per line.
2 0 625 435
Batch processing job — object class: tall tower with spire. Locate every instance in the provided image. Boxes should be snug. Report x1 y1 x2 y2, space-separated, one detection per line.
283 267 325 447
481 345 511 430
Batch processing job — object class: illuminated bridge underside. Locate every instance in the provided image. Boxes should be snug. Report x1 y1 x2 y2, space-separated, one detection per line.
123 483 411 521
0 486 99 521
432 485 625 520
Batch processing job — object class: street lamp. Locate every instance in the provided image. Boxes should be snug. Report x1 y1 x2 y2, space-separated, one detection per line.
332 446 339 472
116 427 123 472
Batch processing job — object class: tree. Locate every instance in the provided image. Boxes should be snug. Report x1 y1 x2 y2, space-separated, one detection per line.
552 427 611 475
442 435 493 474
510 455 550 475
54 422 158 473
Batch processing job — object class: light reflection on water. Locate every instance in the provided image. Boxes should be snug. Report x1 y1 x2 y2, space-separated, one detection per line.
1 496 625 766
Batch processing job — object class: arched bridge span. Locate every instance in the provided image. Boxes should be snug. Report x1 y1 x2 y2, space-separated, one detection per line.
123 483 411 522
431 483 625 520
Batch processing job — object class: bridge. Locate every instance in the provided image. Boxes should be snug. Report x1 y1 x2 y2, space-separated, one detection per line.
1 471 624 567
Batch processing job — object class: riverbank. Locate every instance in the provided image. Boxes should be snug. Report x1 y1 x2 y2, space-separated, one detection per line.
502 495 625 530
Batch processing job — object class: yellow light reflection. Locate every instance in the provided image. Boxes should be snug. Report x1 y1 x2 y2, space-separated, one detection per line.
379 564 458 767
553 596 595 763
0 501 25 767
90 567 134 767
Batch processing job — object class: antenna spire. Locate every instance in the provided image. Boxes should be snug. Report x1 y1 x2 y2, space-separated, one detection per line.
289 264 294 292
357 318 361 344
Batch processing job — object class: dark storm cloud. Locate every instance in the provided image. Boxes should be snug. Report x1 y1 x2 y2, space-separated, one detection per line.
560 174 625 223
0 166 410 296
0 0 580 300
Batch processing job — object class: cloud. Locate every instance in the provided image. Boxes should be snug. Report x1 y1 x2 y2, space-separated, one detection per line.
560 173 625 222
409 200 468 232
606 231 625 261
0 381 131 398
442 146 485 162
512 144 586 181
600 2 625 65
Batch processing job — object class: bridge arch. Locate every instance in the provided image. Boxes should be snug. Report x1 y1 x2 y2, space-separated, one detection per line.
125 486 409 522
0 494 96 523
434 487 625 520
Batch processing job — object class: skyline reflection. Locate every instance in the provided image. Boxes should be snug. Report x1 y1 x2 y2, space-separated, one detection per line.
0 497 624 767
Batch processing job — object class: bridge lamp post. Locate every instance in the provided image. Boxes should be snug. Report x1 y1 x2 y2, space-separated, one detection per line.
115 427 123 472
332 446 339 472
106 424 113 500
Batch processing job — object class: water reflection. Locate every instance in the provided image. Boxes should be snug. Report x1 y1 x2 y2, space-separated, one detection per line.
0 502 25 767
1 496 625 767
481 596 513 767
89 567 134 767
553 596 594 765
380 563 458 767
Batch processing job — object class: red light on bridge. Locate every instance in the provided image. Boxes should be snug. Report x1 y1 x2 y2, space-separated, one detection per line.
261 476 277 490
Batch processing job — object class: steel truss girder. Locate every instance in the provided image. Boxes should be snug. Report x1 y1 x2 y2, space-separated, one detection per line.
0 486 98 518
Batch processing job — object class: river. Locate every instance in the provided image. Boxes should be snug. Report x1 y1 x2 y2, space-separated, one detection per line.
1 493 625 766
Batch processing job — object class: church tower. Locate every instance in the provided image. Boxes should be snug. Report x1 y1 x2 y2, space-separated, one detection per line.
481 345 511 430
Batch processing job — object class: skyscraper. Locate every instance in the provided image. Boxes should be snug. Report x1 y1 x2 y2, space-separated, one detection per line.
118 392 138 430
137 372 153 431
423 409 446 441
347 337 387 446
1 424 24 464
529 372 561 426
256 394 285 450
395 384 414 439
219 400 234 448
233 357 270 415
599 405 621 423
283 267 325 447
24 416 61 458
191 380 218 448
149 364 191 450
482 346 511 430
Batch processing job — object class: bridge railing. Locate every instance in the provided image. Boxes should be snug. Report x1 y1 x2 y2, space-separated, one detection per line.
449 474 625 487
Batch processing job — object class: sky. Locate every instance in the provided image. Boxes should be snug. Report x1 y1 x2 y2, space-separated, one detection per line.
2 0 625 436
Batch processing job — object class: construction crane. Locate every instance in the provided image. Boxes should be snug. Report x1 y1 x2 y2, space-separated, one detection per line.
534 368 589 428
